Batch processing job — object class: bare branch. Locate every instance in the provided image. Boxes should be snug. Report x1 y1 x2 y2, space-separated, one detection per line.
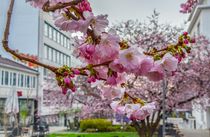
2 0 58 73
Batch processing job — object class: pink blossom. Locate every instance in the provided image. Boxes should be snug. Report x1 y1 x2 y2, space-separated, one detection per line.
131 102 156 120
124 104 140 118
161 53 178 72
94 32 120 63
135 56 154 76
78 44 96 61
102 87 124 100
77 0 92 12
54 14 89 33
106 76 117 85
109 59 126 73
110 101 125 114
146 63 164 81
118 48 141 73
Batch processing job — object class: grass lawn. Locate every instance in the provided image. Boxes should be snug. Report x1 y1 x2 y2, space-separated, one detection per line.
49 132 138 137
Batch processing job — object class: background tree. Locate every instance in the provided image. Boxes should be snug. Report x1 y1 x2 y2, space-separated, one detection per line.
109 13 210 137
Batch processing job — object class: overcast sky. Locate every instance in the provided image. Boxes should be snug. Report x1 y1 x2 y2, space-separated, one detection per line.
89 0 189 26
0 0 190 58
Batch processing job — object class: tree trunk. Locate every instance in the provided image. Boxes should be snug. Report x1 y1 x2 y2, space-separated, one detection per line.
132 111 162 137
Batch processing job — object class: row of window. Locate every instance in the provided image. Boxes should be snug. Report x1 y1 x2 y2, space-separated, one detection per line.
44 44 71 66
0 70 36 89
44 22 72 50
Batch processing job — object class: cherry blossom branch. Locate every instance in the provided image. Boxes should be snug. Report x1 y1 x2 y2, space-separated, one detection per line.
2 0 58 73
177 92 205 106
42 0 84 12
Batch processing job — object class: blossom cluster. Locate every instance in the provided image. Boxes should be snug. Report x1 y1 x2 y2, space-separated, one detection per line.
26 0 195 121
180 0 198 13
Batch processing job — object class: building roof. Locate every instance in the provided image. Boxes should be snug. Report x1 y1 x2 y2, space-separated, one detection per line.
0 55 38 74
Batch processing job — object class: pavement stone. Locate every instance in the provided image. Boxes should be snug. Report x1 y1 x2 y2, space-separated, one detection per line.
180 129 210 137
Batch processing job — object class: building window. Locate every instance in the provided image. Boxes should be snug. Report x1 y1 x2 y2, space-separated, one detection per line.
61 53 63 65
67 57 70 66
33 77 36 88
57 32 60 44
49 26 52 39
13 73 16 86
1 71 4 85
18 74 20 87
44 23 48 36
64 37 67 48
21 74 24 87
53 29 57 41
9 72 13 86
49 47 52 61
4 71 9 86
60 35 64 46
26 76 30 88
64 55 66 65
197 22 200 36
67 39 70 50
57 51 60 64
55 51 58 63
52 49 56 62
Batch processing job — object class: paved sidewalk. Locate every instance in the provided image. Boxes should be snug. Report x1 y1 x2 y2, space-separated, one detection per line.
180 129 210 137
0 126 67 137
49 126 66 133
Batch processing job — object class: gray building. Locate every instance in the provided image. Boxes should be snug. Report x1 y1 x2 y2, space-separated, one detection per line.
0 55 38 129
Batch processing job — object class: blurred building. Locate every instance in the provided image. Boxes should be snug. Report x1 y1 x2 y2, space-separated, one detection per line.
0 55 38 129
38 11 81 126
0 1 81 126
187 0 210 129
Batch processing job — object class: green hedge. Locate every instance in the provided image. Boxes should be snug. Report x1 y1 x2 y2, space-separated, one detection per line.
80 119 112 132
80 119 136 132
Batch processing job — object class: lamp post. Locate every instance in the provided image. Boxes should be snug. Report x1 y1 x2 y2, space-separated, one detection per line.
162 78 168 137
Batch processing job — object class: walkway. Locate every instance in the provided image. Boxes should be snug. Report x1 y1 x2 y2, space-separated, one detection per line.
180 129 210 137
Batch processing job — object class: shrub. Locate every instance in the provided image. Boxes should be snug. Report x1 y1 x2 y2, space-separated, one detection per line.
80 119 112 132
80 119 136 132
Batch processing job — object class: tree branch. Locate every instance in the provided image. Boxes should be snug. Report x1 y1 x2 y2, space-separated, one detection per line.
42 0 84 12
2 0 58 73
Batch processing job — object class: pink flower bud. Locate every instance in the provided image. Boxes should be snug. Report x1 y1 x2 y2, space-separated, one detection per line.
183 32 188 36
64 77 71 85
62 88 67 95
71 87 76 92
87 76 96 83
63 71 68 76
190 38 196 43
184 39 189 44
73 69 80 75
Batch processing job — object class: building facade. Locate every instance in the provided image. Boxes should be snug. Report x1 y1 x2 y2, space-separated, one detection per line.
187 0 210 129
0 1 81 126
0 56 38 129
37 11 81 126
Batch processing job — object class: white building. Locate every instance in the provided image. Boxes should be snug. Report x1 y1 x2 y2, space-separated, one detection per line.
38 11 81 126
0 1 81 126
187 0 210 129
0 55 38 129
